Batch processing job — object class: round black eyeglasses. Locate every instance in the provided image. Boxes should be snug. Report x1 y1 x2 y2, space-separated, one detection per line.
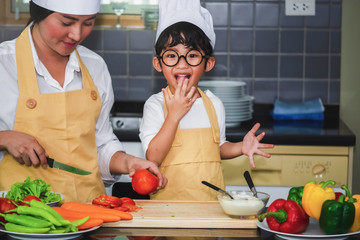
157 49 209 67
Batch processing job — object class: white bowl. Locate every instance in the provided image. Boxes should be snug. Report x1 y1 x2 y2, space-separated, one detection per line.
218 190 269 218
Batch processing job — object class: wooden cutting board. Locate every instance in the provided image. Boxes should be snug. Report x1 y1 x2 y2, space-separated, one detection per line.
102 200 258 229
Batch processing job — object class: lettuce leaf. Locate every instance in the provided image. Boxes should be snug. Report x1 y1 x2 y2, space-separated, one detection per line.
5 177 61 203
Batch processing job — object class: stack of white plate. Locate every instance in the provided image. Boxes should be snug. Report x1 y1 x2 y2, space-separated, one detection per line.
198 80 254 127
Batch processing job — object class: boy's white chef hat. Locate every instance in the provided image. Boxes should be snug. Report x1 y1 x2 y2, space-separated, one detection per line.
155 0 216 49
32 0 100 15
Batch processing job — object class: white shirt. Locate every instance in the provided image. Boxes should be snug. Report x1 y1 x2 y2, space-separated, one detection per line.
139 90 227 155
0 27 123 186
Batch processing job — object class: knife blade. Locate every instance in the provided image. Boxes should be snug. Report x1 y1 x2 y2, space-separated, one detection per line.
46 157 91 175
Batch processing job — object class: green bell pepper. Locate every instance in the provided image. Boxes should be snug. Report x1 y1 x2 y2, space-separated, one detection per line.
319 194 355 234
287 186 304 207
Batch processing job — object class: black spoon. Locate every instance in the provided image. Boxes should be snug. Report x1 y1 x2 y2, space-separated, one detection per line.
244 171 258 197
201 181 234 199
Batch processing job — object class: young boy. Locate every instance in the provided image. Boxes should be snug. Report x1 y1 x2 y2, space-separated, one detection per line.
139 0 274 201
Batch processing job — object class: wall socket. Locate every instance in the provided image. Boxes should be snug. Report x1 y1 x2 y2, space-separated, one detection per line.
285 0 316 16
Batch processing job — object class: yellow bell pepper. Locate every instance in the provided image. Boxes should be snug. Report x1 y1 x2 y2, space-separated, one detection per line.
302 180 335 219
343 185 360 232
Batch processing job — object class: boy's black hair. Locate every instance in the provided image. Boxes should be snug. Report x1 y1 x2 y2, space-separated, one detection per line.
155 21 214 57
27 1 54 26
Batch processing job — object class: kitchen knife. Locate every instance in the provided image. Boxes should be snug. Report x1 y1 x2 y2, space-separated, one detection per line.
243 171 258 197
46 157 91 175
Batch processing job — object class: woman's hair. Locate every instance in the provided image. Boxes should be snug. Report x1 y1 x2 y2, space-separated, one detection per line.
155 21 213 57
27 1 54 26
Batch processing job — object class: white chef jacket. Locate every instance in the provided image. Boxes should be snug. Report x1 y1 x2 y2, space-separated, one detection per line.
139 90 227 155
0 26 124 186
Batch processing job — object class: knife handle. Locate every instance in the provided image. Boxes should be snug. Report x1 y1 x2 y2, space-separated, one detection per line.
46 157 54 168
35 152 54 168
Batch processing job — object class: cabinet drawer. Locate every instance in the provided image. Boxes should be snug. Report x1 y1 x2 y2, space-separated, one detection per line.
222 154 348 187
265 145 349 155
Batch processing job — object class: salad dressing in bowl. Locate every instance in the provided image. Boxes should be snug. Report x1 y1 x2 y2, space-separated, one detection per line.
218 190 269 218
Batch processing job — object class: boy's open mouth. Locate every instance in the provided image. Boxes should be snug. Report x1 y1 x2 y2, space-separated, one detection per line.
176 74 191 81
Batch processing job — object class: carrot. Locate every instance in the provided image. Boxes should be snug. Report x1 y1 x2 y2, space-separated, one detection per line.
61 202 133 220
53 207 120 223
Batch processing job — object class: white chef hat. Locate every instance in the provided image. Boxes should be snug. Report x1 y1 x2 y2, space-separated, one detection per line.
155 0 216 49
32 0 100 15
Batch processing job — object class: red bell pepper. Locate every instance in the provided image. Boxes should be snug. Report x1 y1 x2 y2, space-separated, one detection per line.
92 195 122 208
335 192 344 201
258 199 309 234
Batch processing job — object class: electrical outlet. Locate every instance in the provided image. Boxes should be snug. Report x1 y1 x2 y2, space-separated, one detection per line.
285 0 316 16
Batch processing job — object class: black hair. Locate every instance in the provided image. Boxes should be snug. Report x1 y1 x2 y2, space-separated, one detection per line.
155 21 213 57
27 1 54 26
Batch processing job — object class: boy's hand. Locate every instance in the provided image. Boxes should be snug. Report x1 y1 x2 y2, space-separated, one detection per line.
162 78 199 123
242 123 274 168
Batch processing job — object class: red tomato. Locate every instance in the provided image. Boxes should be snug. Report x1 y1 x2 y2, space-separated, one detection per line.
120 197 136 206
113 206 130 212
131 169 159 195
19 196 41 207
123 203 142 212
92 195 122 208
0 198 17 223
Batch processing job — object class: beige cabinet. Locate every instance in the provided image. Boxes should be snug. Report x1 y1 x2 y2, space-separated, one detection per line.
221 145 354 191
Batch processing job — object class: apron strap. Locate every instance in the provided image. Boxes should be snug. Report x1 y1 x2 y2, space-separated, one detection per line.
197 88 220 144
15 25 40 96
75 50 94 89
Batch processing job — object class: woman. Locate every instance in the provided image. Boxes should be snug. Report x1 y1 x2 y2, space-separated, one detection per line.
0 0 166 203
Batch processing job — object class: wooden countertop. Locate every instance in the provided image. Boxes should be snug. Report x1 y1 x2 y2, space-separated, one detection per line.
102 200 259 229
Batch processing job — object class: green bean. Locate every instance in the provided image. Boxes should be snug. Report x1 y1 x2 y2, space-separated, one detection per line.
70 216 89 227
6 206 62 226
28 200 71 225
3 222 50 234
69 225 78 232
49 224 75 234
0 213 54 229
48 228 67 234
29 200 70 224
48 225 72 234
48 229 67 234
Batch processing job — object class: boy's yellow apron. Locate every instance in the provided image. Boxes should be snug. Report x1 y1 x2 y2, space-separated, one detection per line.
0 26 106 203
151 87 225 201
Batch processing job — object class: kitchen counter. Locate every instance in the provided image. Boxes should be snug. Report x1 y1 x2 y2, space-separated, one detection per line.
113 102 356 146
2 227 359 240
84 227 360 239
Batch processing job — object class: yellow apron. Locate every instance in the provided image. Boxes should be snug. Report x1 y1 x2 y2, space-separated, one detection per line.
0 26 106 203
151 87 225 201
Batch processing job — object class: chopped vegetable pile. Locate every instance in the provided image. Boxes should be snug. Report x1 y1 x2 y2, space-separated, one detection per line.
2 177 61 203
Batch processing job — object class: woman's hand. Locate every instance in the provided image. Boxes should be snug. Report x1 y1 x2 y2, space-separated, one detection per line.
241 123 274 168
163 78 199 123
0 130 48 167
128 157 168 191
110 151 167 190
